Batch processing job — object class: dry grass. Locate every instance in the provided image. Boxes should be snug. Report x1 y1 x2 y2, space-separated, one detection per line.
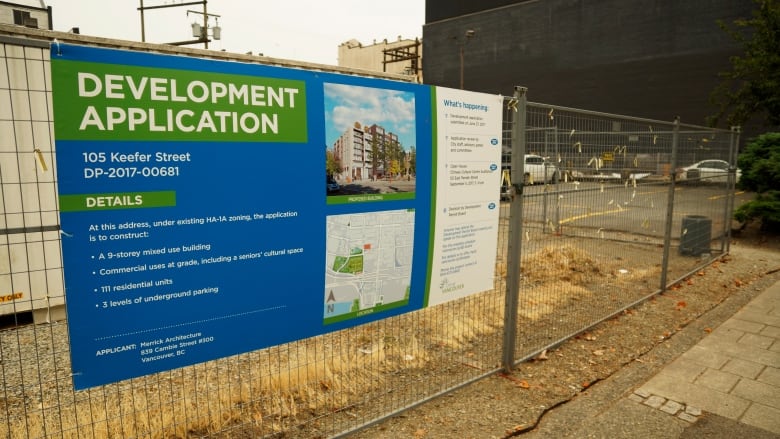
523 245 603 284
515 244 661 321
5 323 445 438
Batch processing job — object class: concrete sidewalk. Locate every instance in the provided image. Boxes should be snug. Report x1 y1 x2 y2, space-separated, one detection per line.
525 278 780 439
634 278 780 436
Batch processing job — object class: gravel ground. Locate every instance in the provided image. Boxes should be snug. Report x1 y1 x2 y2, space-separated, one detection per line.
349 226 780 439
1 226 777 439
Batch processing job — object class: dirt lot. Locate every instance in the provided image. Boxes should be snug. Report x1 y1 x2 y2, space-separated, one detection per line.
349 224 780 439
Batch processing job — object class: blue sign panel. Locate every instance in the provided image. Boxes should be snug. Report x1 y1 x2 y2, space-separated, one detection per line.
52 44 433 389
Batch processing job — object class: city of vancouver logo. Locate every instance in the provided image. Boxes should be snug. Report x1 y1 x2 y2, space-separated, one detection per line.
439 277 465 294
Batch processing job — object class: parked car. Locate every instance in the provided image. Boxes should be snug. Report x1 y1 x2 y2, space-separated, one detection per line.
326 176 340 193
523 154 560 184
500 183 511 201
676 159 741 183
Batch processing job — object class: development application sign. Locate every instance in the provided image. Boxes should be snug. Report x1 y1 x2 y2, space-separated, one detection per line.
52 44 502 389
52 44 432 389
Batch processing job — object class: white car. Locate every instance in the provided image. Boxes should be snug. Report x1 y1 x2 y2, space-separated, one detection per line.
676 159 740 183
523 154 559 184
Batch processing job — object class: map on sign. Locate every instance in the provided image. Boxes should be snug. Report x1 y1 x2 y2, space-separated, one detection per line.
324 210 415 324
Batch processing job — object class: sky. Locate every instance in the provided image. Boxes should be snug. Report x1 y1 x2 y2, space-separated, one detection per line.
324 83 416 149
43 0 425 65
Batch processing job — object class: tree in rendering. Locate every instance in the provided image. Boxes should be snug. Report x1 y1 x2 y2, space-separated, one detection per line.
326 148 341 177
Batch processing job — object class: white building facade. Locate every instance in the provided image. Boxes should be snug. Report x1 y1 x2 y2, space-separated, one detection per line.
338 36 422 83
332 122 408 183
0 0 51 29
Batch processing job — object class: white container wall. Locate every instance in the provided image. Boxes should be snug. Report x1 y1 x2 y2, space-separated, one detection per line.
0 39 63 321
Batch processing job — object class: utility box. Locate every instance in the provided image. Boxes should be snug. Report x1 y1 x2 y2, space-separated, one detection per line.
679 215 712 256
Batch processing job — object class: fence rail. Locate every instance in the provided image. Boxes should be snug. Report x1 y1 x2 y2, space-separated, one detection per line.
0 38 738 438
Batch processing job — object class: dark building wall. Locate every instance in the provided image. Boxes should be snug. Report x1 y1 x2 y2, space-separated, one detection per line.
423 0 754 129
425 0 522 23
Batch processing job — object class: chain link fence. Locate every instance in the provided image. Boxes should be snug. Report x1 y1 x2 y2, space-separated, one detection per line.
501 89 738 367
1 35 738 438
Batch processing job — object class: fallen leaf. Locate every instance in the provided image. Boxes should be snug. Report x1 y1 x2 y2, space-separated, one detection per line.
535 349 548 360
734 279 743 287
592 349 604 356
414 428 427 438
686 278 694 285
704 327 713 333
582 381 590 388
697 270 705 276
518 380 530 389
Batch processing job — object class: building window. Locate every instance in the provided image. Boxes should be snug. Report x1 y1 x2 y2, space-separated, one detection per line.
13 10 38 28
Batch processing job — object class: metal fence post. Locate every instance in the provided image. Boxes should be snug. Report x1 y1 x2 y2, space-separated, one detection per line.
659 117 680 291
724 126 741 253
502 86 528 371
553 126 561 232
542 130 550 230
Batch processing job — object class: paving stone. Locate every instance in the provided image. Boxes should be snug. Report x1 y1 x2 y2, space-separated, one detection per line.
756 366 780 388
660 400 683 415
634 388 652 398
722 358 764 379
759 344 780 363
662 357 708 383
695 368 740 393
680 345 730 369
712 326 745 343
628 393 645 403
685 406 702 416
739 332 776 349
678 412 698 423
760 324 780 339
644 395 666 409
